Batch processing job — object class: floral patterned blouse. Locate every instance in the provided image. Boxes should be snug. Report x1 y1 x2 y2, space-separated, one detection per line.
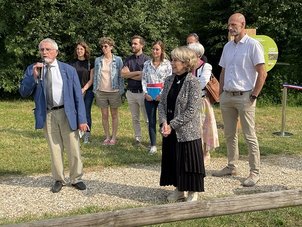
141 59 172 95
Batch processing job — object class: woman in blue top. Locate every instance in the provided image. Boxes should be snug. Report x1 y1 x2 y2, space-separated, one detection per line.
93 37 124 145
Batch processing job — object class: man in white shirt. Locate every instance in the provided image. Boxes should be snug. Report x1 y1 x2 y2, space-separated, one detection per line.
212 13 267 187
20 38 88 193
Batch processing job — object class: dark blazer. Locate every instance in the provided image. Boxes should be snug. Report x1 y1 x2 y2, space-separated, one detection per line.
19 60 87 130
158 73 202 142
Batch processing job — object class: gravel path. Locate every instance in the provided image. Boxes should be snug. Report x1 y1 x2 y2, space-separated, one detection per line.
1 155 302 221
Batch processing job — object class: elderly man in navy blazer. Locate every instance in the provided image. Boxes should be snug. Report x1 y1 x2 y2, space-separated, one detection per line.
19 38 88 193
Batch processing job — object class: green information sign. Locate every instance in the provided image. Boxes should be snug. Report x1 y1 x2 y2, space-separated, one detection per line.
251 35 278 72
251 35 278 71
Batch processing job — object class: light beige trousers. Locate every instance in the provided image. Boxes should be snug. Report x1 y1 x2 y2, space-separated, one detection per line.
126 90 148 139
44 108 83 184
220 91 260 174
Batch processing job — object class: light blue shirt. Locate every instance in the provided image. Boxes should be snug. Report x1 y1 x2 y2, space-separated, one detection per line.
93 55 124 95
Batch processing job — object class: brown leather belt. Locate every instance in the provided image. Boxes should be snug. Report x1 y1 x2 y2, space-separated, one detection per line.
224 90 250 96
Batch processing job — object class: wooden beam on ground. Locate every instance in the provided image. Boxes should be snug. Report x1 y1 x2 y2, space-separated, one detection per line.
6 189 302 227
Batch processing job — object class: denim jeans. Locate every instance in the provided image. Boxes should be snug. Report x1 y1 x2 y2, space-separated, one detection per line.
84 89 94 132
145 100 159 146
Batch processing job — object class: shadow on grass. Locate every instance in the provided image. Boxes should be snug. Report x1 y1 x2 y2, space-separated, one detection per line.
233 184 289 195
83 180 169 203
0 175 52 188
0 170 24 176
213 139 302 171
0 173 170 204
0 128 44 139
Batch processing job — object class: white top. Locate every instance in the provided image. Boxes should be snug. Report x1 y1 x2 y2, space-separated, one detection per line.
142 59 172 94
45 59 63 106
219 34 265 91
195 62 212 96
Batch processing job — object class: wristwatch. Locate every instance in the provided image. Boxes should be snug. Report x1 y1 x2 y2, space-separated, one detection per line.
250 94 257 101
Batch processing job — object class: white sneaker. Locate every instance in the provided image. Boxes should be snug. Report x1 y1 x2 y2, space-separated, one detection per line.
135 136 141 144
186 192 198 202
149 146 157 155
167 188 186 202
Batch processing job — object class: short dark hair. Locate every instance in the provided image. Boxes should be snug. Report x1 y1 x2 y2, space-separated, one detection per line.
131 35 145 46
187 33 199 41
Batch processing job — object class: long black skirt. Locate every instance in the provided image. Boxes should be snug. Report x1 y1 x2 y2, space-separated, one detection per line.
160 130 205 192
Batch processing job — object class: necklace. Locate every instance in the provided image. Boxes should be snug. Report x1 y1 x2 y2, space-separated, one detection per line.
176 76 185 84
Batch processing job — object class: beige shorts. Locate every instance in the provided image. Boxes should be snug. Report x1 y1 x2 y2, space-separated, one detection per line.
95 90 122 108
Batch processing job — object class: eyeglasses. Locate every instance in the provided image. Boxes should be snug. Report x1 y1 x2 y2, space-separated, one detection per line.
171 58 183 63
39 48 55 52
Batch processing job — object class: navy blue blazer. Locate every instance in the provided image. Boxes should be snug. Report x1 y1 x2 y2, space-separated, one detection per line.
19 60 87 130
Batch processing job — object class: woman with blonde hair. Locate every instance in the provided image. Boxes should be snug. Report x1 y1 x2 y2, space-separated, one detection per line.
159 46 205 202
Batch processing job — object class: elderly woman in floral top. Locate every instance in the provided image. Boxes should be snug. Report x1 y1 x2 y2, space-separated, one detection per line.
142 40 172 154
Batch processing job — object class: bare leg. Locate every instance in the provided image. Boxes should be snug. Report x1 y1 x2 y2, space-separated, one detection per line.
101 107 110 140
203 145 211 166
110 107 119 141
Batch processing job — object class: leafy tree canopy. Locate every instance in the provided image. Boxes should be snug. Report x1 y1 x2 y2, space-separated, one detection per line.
0 0 301 103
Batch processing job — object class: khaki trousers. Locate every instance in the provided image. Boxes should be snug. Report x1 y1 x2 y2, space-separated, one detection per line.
126 90 148 139
44 108 83 184
220 91 260 174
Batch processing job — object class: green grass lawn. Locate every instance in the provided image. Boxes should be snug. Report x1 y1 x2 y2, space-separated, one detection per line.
0 100 161 176
0 100 302 226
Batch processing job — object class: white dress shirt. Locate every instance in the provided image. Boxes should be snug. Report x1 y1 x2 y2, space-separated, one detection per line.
45 59 64 106
219 34 265 91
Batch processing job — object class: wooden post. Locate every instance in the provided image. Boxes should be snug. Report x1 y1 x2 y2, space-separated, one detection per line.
8 189 302 227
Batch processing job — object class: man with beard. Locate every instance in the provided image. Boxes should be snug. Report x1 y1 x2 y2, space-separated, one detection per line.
121 35 150 145
19 38 88 193
212 13 267 187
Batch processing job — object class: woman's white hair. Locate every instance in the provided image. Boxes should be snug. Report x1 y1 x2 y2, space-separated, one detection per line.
38 38 59 50
187 42 205 57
